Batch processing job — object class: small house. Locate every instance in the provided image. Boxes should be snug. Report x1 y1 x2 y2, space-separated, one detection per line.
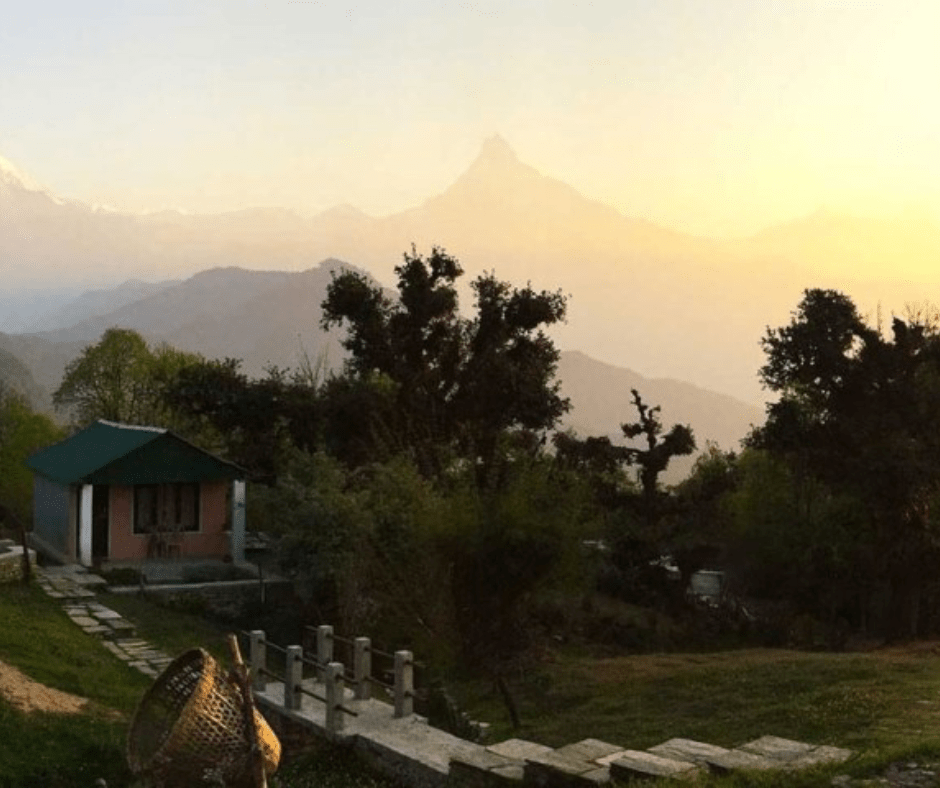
26 420 247 568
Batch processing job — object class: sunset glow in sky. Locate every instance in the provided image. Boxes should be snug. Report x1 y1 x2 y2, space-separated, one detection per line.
3 1 939 237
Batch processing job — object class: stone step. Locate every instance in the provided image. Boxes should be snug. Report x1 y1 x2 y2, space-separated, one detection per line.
648 738 731 765
739 735 816 762
733 737 854 770
554 739 626 765
523 750 610 788
487 739 554 761
104 618 136 637
703 748 780 774
450 748 525 788
608 750 699 782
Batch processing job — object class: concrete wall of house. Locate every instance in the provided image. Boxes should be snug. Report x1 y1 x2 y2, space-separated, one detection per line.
31 475 71 558
109 486 133 560
108 480 231 561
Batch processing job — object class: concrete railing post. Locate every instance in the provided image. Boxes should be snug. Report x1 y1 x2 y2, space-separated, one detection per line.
325 662 345 733
250 630 266 692
353 637 371 700
317 625 333 682
394 650 413 718
285 645 303 711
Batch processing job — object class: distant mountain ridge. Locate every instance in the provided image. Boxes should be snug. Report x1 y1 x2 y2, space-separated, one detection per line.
3 138 939 405
1 261 763 483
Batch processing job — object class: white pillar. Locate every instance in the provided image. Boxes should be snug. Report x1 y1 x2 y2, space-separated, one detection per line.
326 662 345 733
250 630 267 692
78 484 93 567
317 625 334 682
353 637 372 700
230 479 246 562
394 650 413 718
285 645 303 711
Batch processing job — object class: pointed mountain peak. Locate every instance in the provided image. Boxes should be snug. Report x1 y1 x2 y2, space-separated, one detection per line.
0 153 41 190
475 134 519 166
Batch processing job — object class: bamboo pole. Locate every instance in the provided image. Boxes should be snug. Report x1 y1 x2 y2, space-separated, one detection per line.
228 633 267 788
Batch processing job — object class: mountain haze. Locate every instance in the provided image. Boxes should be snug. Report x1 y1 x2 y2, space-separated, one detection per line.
3 139 940 404
3 262 762 478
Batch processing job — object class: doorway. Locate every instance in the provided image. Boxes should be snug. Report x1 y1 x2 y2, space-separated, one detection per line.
92 485 109 562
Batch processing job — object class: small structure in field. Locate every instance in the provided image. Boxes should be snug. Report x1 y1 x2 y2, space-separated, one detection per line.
26 420 247 569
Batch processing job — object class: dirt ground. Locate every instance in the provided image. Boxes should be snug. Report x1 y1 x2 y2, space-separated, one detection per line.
0 658 89 714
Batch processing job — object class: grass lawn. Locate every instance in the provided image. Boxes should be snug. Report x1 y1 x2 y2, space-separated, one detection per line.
454 643 940 784
0 580 405 788
0 582 151 787
99 587 233 663
7 579 940 787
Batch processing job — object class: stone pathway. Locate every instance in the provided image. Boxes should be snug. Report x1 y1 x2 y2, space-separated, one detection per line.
35 565 174 679
255 672 855 788
34 564 859 785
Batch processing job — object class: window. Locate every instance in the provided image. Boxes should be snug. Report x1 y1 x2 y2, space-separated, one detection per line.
134 483 200 534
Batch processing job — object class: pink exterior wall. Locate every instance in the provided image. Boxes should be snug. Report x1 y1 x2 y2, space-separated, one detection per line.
107 481 231 562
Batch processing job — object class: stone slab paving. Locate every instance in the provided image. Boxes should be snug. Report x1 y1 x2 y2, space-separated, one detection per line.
705 748 780 774
554 739 625 764
739 735 816 762
523 751 609 788
487 740 555 761
33 566 173 680
648 737 731 766
608 750 700 781
253 665 855 788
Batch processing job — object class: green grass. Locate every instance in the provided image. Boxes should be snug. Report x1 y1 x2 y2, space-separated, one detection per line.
7 579 940 787
99 588 232 663
0 583 150 712
0 582 150 787
454 645 940 785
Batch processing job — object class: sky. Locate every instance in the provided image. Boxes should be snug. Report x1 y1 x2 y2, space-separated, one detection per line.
2 1 940 238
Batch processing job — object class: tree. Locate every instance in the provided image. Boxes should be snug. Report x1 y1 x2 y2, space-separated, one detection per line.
724 448 870 637
166 358 332 481
752 288 940 638
620 389 696 524
317 248 581 682
554 389 695 607
0 385 64 527
53 328 204 429
321 247 569 477
670 443 737 588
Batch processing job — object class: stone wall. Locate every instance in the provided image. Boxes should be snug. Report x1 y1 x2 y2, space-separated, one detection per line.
0 542 37 583
110 577 293 621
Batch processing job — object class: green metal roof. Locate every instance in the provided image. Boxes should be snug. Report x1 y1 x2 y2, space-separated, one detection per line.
26 420 244 485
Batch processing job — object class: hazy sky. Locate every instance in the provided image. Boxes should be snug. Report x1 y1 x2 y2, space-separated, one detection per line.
2 1 939 237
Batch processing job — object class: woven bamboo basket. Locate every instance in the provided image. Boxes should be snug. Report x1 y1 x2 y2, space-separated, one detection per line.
127 648 280 785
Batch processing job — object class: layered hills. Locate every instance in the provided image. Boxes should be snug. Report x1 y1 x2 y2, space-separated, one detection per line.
4 135 934 475
0 259 762 483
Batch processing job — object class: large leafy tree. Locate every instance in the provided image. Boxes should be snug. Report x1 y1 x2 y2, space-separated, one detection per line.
53 328 204 429
752 289 940 638
320 247 569 476
165 358 326 481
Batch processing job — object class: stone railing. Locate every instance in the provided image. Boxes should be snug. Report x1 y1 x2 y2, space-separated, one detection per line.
245 625 414 734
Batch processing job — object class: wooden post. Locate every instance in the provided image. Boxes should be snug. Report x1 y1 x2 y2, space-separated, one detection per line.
227 633 267 788
394 650 413 718
353 637 371 700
